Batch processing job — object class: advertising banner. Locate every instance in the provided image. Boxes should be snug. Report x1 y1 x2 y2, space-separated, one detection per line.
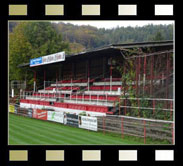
32 109 47 120
17 107 29 116
47 111 64 123
42 51 65 65
65 113 78 127
79 116 98 131
30 51 65 67
9 105 15 113
30 57 42 67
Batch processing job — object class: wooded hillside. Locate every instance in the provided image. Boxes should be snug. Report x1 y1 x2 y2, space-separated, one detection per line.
9 21 173 86
10 22 173 53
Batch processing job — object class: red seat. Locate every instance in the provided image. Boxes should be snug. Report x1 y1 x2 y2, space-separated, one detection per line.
90 85 122 91
21 98 109 114
107 111 114 115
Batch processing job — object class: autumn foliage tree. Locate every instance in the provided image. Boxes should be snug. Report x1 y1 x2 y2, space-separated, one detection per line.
9 22 70 87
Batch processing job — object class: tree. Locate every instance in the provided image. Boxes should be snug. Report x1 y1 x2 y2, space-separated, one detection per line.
9 22 70 88
9 23 33 82
23 22 70 57
153 31 164 41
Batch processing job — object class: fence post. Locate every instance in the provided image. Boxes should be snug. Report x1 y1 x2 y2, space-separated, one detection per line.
164 100 167 120
143 55 147 94
103 116 105 135
162 72 164 86
153 100 155 117
172 122 174 144
144 120 146 144
118 98 121 115
170 100 173 121
138 98 140 117
124 99 127 115
121 117 124 139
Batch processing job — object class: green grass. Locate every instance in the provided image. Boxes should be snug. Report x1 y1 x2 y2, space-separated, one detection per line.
9 113 169 145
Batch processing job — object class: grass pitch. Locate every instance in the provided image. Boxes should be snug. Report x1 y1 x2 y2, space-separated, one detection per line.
9 113 165 145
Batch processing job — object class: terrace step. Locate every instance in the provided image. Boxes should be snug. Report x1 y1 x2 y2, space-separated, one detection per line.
64 99 114 107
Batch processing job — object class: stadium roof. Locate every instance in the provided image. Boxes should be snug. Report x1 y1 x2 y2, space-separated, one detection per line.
18 40 173 68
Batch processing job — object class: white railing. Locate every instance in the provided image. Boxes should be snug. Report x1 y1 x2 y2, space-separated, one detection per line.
21 90 118 107
116 97 174 121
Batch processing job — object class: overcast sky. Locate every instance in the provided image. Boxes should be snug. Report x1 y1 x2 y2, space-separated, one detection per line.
58 20 174 29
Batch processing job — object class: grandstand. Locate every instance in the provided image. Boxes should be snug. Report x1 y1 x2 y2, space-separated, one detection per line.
9 40 174 144
17 40 173 117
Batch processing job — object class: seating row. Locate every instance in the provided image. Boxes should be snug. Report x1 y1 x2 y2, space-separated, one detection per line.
58 79 95 83
20 99 110 113
71 95 118 101
45 86 80 90
33 93 65 98
32 92 118 101
20 99 50 106
90 85 122 91
45 85 122 91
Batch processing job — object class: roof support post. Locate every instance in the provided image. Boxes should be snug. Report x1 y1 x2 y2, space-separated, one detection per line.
87 60 90 91
103 56 106 79
166 53 170 100
123 64 126 98
56 71 58 94
138 56 141 94
150 55 154 96
44 70 46 90
33 70 36 92
136 57 139 96
143 56 147 95
110 58 113 92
